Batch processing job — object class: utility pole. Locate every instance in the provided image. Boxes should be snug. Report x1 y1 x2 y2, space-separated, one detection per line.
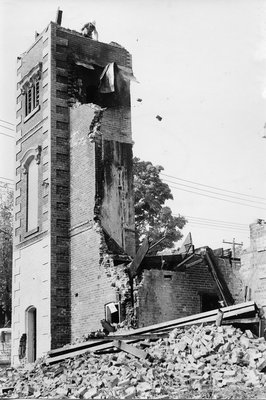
223 238 243 259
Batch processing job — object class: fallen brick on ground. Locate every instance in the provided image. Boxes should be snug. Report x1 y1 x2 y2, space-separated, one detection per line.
1 324 266 399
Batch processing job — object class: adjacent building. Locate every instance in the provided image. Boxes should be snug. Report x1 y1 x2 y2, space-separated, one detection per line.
241 220 266 315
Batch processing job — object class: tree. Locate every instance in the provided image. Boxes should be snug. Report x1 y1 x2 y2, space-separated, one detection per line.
133 157 186 254
0 183 13 327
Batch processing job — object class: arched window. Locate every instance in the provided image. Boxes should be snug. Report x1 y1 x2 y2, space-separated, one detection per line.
26 158 39 232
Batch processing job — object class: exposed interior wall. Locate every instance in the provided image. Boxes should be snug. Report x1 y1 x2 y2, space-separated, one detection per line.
99 139 135 257
135 264 220 328
69 104 133 339
241 221 266 314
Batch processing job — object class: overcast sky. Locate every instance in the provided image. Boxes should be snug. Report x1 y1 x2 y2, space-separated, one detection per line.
0 0 266 251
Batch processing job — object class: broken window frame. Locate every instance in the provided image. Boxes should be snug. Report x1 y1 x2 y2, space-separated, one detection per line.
105 302 120 324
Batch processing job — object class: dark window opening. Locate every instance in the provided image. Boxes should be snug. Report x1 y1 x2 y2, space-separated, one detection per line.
71 64 125 108
0 306 5 328
201 293 220 312
25 81 40 117
73 66 101 105
105 302 120 324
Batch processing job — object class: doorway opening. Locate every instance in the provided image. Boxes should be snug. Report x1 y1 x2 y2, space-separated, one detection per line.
26 306 37 362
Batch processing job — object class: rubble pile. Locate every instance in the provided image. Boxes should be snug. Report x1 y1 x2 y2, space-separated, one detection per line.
1 324 266 399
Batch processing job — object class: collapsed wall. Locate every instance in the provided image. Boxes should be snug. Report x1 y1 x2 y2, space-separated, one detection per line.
69 104 134 339
133 249 245 328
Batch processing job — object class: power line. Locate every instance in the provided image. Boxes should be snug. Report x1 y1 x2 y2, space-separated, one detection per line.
174 213 248 228
186 220 249 231
0 119 15 127
184 215 247 227
186 220 248 231
175 215 249 231
168 184 266 211
161 173 266 201
0 132 15 139
187 223 249 233
163 178 266 206
0 124 15 132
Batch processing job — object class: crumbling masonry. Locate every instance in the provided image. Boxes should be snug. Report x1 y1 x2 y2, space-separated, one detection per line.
12 17 247 366
12 21 135 365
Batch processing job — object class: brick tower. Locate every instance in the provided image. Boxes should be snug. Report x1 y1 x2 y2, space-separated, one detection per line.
12 19 135 365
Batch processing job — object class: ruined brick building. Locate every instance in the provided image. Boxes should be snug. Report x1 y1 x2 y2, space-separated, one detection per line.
11 17 245 366
12 19 135 365
241 220 266 314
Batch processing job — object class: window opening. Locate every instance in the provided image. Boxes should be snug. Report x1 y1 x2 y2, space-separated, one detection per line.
25 80 40 117
105 302 120 324
26 158 39 232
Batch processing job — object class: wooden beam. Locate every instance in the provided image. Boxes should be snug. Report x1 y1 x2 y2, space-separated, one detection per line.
46 301 256 364
175 253 195 268
154 305 256 333
48 338 109 357
113 301 256 336
113 340 148 359
205 249 234 306
222 317 260 325
128 237 150 278
176 254 201 269
46 342 116 365
84 333 168 341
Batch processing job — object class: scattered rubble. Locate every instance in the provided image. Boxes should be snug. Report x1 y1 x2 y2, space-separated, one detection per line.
1 324 266 398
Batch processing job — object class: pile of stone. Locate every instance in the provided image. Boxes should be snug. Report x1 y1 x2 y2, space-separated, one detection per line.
1 324 266 399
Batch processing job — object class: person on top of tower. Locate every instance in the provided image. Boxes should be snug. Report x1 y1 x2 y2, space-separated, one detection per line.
81 21 98 40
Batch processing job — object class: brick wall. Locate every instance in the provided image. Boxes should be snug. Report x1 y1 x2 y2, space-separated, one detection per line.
70 105 119 339
13 20 136 356
241 221 266 314
136 263 219 328
12 25 52 365
49 23 71 349
217 258 245 304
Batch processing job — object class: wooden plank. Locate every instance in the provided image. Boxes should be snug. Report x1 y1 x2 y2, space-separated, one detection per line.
91 333 168 341
111 301 256 336
46 342 117 364
113 340 148 359
128 237 150 278
205 252 229 306
222 317 260 325
46 301 256 364
216 309 224 327
175 253 195 269
151 304 256 333
259 318 265 337
205 249 234 306
48 338 110 357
